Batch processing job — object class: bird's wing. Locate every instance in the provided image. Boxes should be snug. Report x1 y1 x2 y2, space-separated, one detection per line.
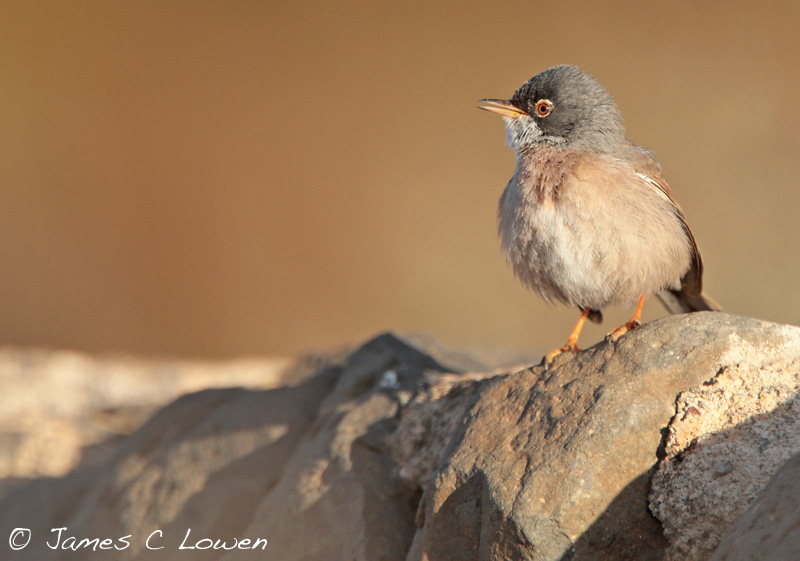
627 147 704 296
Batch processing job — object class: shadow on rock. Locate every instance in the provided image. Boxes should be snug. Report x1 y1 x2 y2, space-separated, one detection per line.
1 315 799 561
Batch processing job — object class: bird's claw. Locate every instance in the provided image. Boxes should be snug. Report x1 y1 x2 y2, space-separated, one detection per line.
542 342 582 368
606 319 642 343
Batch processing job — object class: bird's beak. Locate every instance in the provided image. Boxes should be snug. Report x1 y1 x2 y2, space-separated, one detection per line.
477 99 528 118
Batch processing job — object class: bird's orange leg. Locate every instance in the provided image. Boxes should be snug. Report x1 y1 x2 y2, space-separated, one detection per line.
544 307 591 365
606 294 645 342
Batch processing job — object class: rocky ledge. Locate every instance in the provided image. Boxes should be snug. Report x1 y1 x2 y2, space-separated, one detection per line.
0 312 798 560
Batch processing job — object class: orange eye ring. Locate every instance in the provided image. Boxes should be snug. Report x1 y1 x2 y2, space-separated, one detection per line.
534 99 553 117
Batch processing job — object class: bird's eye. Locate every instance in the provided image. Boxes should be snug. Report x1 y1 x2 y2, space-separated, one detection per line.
534 99 553 117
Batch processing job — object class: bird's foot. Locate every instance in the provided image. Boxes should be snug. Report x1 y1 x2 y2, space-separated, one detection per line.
542 342 581 368
605 319 642 343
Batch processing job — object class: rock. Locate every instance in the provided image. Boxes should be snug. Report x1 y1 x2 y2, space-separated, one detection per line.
217 333 485 561
648 357 800 560
0 374 343 560
0 333 486 561
0 346 293 485
709 451 800 561
0 314 798 561
399 313 800 561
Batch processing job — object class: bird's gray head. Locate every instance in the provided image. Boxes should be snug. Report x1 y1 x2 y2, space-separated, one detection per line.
478 65 625 154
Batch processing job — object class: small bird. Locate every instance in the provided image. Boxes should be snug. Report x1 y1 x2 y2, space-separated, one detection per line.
478 65 720 363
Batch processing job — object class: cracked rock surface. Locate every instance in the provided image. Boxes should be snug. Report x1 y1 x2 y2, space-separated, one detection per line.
649 358 800 561
709 451 800 561
0 313 798 561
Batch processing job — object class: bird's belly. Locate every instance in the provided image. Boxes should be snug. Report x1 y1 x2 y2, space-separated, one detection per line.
499 183 691 310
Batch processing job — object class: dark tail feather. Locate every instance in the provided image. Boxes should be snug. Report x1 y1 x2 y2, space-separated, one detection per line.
656 289 723 315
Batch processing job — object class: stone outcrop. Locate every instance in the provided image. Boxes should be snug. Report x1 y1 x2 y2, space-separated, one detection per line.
649 357 800 560
0 313 798 560
709 451 800 561
0 346 293 484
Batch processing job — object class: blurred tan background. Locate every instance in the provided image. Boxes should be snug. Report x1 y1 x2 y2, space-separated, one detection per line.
2 1 799 359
